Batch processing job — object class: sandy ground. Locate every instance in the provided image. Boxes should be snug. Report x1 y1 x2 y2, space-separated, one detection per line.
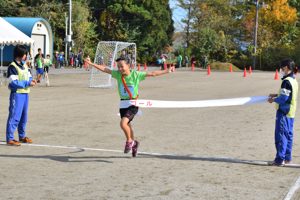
1 67 300 199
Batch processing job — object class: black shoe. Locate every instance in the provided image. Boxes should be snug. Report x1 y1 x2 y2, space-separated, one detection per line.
132 140 139 157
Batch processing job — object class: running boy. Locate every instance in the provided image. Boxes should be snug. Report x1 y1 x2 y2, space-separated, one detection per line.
6 45 37 146
35 48 44 83
44 54 53 74
268 58 298 166
85 56 174 157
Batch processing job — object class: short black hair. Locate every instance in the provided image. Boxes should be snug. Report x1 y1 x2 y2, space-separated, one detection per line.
281 58 297 74
116 56 130 65
13 45 28 59
46 54 50 57
38 48 41 51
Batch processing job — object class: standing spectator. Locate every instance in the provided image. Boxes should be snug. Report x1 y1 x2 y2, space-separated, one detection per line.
177 54 182 68
58 52 64 68
86 55 90 71
185 55 189 68
78 50 83 68
73 53 78 69
35 48 44 83
69 50 74 67
6 45 36 146
25 52 31 69
55 52 59 68
191 55 196 66
203 54 207 69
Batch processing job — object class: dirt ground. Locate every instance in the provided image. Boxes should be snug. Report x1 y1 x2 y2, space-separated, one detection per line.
1 68 300 200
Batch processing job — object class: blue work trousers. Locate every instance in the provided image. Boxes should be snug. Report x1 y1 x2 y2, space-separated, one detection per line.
274 110 294 163
6 93 29 142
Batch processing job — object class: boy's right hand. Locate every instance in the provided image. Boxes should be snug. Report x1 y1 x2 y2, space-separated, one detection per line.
85 58 91 64
268 94 277 98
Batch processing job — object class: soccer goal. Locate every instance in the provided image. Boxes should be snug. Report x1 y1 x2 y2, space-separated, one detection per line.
89 41 136 88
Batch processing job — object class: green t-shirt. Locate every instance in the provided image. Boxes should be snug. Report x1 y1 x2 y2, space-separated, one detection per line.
111 70 146 99
36 57 42 68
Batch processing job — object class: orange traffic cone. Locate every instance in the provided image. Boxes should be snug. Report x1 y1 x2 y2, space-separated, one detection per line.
173 63 175 71
191 63 194 71
249 66 252 74
144 63 147 70
164 62 167 70
84 61 87 68
295 67 298 75
274 69 279 80
207 65 211 75
113 61 116 68
229 65 233 72
138 63 140 71
243 68 247 77
103 61 105 67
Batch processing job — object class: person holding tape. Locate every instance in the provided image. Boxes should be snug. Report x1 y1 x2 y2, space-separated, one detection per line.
268 58 298 166
85 56 175 157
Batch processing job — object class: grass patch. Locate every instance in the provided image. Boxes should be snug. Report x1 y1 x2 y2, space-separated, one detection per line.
209 62 240 71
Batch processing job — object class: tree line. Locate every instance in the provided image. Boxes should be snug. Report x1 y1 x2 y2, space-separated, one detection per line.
0 0 174 64
175 0 300 70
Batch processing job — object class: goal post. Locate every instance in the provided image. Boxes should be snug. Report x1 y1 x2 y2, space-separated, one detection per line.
89 41 136 88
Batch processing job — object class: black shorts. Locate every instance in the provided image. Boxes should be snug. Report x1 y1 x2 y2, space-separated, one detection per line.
44 66 49 73
120 105 139 123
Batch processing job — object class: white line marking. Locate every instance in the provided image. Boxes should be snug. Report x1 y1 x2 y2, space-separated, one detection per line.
284 175 300 200
0 142 275 164
2 142 300 198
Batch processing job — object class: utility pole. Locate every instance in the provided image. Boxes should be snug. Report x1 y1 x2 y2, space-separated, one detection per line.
65 13 68 66
69 0 72 61
252 0 259 70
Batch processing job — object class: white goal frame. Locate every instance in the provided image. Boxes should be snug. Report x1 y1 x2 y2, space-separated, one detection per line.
89 41 136 88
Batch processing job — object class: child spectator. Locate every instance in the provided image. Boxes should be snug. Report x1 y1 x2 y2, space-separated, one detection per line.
6 45 37 146
268 58 299 166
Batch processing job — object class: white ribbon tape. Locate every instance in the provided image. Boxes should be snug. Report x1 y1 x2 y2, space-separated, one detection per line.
119 96 269 109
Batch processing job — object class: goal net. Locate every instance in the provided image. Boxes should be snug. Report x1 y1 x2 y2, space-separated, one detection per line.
89 41 136 88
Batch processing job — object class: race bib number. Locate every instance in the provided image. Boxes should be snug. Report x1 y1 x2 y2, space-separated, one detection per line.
120 84 134 97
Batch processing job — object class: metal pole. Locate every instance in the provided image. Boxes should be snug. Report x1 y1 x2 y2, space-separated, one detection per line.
1 44 5 87
252 0 259 70
69 0 72 61
65 13 68 66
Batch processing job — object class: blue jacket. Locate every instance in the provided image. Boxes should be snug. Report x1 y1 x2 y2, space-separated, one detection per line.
7 59 32 93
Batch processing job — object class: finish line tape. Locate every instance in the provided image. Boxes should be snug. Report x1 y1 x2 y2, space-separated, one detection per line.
120 95 269 108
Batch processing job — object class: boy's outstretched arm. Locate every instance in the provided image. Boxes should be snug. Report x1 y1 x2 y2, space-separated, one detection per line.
85 59 111 74
145 66 175 77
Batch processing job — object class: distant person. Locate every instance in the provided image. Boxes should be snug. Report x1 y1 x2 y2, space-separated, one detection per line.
44 54 52 74
120 50 129 60
203 54 207 69
26 52 31 69
185 55 189 68
6 44 36 146
268 58 298 166
191 55 196 66
78 50 83 68
55 52 59 68
35 48 44 83
73 53 78 69
58 51 64 68
177 54 182 68
70 50 74 67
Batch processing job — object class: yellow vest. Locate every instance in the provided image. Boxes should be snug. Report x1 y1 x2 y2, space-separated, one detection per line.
8 61 30 93
275 76 298 118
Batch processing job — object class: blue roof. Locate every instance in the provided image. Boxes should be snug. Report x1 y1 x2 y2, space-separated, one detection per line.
2 17 52 37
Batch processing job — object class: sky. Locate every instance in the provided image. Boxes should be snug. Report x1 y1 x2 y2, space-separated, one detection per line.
169 0 187 30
